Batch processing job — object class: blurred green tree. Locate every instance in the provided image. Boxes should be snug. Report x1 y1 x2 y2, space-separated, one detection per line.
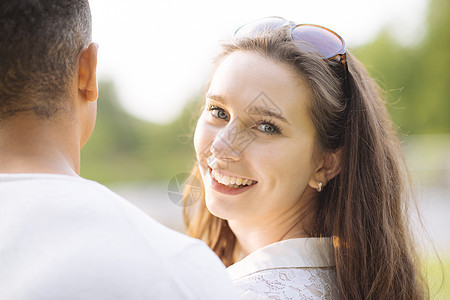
81 81 200 184
356 0 450 134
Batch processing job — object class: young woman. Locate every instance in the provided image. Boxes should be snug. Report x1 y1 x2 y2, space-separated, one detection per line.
183 17 427 299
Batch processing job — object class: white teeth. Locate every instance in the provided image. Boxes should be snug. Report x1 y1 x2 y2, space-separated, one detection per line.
222 176 230 185
210 169 255 187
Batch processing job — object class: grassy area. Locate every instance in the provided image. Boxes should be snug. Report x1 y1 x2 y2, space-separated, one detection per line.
425 255 450 299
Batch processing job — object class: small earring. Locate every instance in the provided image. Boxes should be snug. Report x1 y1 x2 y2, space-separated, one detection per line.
317 182 323 192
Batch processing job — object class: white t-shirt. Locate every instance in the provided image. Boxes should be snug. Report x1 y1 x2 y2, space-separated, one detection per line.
0 173 238 300
227 238 338 300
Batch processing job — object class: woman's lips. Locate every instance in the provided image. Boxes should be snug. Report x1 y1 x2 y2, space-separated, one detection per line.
207 167 257 195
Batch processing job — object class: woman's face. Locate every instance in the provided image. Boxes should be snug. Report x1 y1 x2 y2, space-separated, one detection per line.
194 51 321 224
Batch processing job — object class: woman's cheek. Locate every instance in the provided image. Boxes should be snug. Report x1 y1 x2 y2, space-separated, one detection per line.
194 116 216 163
194 116 207 155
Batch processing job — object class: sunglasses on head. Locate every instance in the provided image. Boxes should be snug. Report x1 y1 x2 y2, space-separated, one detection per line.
234 16 350 100
234 16 346 65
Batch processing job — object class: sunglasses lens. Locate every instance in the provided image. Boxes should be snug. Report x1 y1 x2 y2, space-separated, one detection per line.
234 17 289 38
291 25 345 59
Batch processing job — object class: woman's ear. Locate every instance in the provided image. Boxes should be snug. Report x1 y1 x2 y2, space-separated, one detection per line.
308 149 342 191
78 43 99 102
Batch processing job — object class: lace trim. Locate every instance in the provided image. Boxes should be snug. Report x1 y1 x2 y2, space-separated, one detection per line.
233 267 338 300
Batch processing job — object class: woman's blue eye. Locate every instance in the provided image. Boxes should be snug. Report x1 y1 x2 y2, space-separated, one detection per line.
256 122 281 135
258 124 275 133
208 106 229 120
215 110 228 119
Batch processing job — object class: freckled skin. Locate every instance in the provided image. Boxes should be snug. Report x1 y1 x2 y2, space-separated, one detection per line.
194 51 321 233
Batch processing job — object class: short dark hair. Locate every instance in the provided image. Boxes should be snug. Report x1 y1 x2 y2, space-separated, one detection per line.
0 0 92 118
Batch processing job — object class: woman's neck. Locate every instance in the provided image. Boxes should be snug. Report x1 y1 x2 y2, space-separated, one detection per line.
229 204 316 261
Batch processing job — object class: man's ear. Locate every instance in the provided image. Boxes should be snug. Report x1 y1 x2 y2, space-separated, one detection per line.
308 149 342 191
78 43 99 102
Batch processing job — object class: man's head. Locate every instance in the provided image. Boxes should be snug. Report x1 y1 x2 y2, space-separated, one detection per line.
0 0 93 118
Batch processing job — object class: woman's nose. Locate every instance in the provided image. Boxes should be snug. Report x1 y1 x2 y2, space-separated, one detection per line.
210 120 256 161
210 130 240 161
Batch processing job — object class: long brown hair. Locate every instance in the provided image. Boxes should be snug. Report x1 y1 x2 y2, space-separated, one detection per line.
183 29 427 299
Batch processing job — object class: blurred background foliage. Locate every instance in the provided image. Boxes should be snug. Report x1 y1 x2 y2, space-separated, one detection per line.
355 0 449 134
81 0 449 185
81 80 200 183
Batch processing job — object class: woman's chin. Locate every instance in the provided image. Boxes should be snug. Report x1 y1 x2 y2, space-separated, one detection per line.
204 193 242 221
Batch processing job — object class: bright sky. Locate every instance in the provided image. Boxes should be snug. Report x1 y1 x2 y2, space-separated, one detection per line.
90 0 428 124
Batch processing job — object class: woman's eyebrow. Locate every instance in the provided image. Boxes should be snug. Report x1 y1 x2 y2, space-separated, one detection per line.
205 94 227 105
246 105 291 125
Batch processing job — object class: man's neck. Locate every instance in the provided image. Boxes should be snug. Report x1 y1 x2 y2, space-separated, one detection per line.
0 113 80 176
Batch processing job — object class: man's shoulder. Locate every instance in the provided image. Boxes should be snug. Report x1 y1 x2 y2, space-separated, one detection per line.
0 173 239 299
0 173 203 254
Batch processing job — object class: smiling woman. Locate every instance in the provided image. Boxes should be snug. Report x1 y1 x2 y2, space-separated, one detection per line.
195 51 321 231
183 17 427 300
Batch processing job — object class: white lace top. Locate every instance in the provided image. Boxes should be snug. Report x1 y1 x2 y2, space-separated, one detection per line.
227 238 338 300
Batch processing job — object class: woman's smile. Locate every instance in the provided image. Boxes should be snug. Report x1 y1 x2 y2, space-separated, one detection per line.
210 167 257 188
207 167 258 195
